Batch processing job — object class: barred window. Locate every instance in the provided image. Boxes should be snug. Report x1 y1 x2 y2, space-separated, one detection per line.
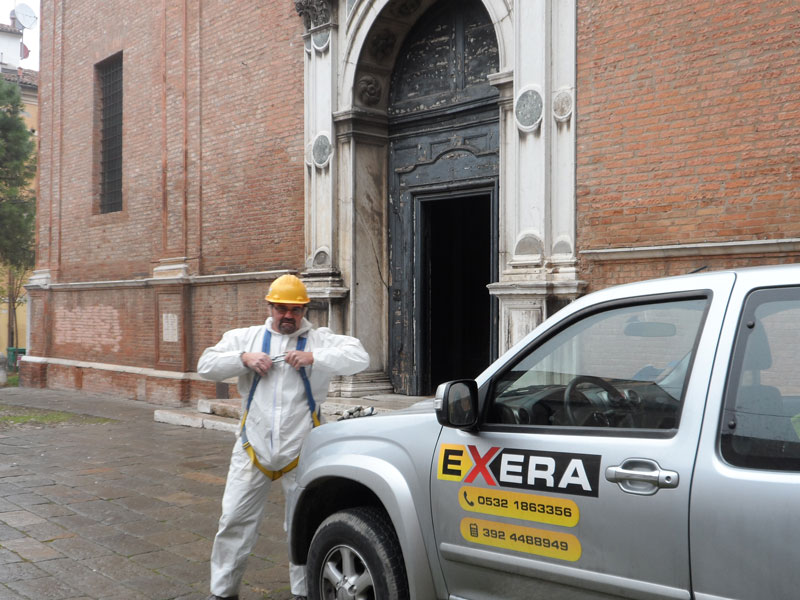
97 54 123 213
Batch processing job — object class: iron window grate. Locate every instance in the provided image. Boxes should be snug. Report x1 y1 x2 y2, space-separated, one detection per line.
99 55 123 213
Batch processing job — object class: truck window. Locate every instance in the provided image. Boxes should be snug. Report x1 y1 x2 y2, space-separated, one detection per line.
486 297 709 431
721 287 800 470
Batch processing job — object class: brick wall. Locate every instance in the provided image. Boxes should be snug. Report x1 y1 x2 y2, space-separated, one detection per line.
27 0 306 402
577 0 800 290
37 0 305 283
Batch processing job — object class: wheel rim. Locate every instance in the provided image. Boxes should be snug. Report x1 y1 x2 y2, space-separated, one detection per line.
319 544 375 600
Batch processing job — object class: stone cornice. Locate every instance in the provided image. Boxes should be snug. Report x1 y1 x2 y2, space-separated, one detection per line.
580 238 800 261
25 269 296 291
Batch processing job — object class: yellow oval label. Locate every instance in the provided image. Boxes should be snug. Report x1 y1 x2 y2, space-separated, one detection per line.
458 486 579 527
460 517 582 561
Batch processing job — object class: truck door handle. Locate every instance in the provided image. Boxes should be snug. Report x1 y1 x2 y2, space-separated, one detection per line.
605 458 679 496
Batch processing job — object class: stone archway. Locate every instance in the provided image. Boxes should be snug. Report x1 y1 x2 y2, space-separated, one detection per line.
296 0 580 397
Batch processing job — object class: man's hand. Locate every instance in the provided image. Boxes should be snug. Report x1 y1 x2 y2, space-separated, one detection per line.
285 350 314 370
241 352 273 376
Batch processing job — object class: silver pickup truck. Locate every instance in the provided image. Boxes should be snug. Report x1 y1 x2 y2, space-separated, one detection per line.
287 265 800 600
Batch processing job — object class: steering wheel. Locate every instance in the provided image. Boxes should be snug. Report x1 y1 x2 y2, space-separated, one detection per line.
563 375 625 426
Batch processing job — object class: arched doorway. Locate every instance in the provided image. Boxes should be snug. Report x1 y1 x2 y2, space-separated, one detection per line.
387 0 500 395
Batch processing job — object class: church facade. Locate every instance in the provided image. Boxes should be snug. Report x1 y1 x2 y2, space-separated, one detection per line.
23 0 800 402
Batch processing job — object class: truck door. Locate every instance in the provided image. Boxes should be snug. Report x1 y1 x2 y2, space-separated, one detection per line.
430 272 735 600
691 279 800 599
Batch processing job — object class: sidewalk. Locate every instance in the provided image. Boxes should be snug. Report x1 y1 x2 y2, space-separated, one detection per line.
0 387 295 600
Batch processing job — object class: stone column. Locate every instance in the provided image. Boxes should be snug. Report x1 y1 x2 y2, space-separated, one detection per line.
296 0 393 396
488 0 584 354
296 0 346 319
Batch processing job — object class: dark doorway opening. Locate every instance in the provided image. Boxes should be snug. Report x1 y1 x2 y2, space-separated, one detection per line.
419 193 493 394
385 0 500 396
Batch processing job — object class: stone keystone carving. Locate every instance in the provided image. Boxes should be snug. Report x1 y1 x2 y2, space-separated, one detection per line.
357 74 382 106
294 0 331 30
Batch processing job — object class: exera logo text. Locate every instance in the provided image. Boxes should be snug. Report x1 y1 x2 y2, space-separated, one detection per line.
438 444 601 498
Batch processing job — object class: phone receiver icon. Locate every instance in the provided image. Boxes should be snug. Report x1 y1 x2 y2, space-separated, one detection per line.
463 490 475 507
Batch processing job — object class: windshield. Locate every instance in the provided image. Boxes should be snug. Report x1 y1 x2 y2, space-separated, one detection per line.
487 297 708 430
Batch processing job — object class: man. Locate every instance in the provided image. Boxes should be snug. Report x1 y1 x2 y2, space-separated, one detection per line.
198 274 370 600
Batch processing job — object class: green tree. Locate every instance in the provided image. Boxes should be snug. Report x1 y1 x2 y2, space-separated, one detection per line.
0 77 36 354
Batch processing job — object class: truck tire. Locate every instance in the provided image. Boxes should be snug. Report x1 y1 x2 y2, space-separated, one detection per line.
306 506 409 600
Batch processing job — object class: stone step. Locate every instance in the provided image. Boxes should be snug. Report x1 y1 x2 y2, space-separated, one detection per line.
154 408 240 433
155 394 429 431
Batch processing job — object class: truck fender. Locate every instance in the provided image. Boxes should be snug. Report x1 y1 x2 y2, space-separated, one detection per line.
293 452 441 600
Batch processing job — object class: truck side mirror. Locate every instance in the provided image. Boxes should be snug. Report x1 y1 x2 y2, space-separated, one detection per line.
434 380 479 429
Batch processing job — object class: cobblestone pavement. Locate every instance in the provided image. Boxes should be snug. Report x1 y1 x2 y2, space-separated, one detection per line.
0 387 294 600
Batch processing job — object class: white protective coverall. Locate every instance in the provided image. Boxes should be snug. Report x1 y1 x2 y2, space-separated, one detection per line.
197 316 369 598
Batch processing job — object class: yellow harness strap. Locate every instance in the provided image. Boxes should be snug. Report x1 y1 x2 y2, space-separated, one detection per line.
239 330 317 480
240 410 299 480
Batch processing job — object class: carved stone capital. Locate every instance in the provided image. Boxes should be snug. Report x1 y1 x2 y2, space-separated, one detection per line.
294 0 331 30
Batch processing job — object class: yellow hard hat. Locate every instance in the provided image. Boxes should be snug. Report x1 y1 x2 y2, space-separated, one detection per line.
265 274 310 305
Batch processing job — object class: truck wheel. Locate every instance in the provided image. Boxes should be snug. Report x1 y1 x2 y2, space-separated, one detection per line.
307 506 409 600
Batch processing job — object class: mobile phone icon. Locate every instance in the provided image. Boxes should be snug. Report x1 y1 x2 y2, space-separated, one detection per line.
469 522 479 537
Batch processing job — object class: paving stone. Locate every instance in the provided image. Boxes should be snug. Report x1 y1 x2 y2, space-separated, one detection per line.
117 574 195 600
30 485 96 504
0 560 47 581
94 588 148 600
170 592 206 600
153 558 208 585
179 471 227 486
1 537 62 561
93 532 160 557
23 503 76 519
0 524 22 543
0 586 28 600
50 515 117 540
139 506 191 523
129 549 188 570
6 493 51 507
167 538 213 562
79 484 132 501
111 495 172 515
67 500 143 526
48 536 113 560
153 491 204 507
6 575 83 600
0 484 24 497
18 522 75 542
36 558 144 599
80 554 155 583
141 529 200 549
114 519 172 538
0 510 46 527
5 476 56 488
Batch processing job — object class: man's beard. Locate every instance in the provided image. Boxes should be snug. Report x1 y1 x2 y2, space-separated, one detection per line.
278 318 298 334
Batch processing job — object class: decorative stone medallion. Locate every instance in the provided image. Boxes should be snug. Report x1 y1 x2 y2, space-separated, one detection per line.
312 133 333 168
514 87 544 132
553 89 573 122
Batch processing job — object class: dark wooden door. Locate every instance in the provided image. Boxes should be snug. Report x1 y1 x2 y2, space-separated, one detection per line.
388 0 500 395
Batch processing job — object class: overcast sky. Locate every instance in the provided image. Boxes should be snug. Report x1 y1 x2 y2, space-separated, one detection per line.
0 0 40 70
